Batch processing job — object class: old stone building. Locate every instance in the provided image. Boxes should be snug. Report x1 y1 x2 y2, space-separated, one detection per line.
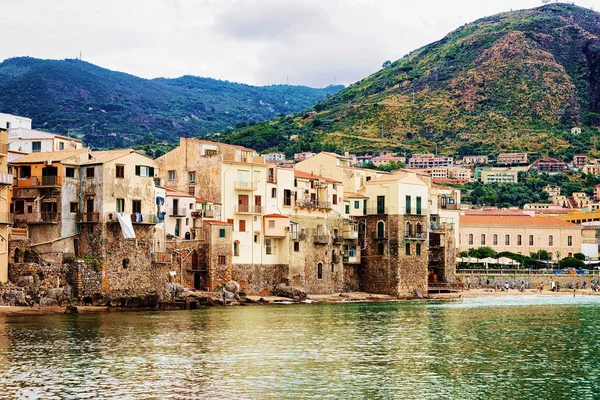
0 128 10 282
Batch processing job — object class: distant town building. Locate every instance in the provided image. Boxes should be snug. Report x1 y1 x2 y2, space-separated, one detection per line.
407 154 454 169
475 167 518 184
582 160 600 175
551 195 569 208
543 185 561 197
293 152 316 162
355 155 373 165
425 167 472 182
496 153 528 165
595 184 600 202
0 112 32 131
263 153 286 163
573 155 588 168
462 155 489 165
571 127 582 134
530 157 567 174
371 150 405 167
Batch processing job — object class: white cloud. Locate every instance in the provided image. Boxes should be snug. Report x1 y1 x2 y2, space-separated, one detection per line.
0 0 597 86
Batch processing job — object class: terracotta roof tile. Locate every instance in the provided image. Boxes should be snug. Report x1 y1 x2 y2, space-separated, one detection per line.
10 149 89 164
263 214 289 218
294 170 341 183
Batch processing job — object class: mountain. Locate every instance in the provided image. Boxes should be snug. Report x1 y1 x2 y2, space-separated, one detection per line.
225 3 600 158
0 57 343 148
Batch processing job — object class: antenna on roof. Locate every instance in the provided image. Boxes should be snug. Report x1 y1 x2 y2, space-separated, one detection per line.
79 50 82 61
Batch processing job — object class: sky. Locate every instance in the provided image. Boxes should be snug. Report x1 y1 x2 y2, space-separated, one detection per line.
0 0 596 88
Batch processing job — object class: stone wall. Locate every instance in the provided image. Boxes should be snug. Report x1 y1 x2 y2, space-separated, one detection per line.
458 273 600 290
165 239 210 290
231 263 289 295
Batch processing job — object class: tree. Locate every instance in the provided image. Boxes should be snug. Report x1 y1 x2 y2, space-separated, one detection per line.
530 250 551 260
382 60 392 69
573 252 586 261
468 246 497 259
559 257 585 269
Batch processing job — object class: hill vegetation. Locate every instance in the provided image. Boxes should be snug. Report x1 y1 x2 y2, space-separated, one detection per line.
0 57 342 148
223 3 600 157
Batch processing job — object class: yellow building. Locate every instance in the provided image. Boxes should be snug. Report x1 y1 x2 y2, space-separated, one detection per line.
460 213 582 260
0 129 10 282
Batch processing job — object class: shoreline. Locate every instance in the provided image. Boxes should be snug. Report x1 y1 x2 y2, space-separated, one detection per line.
1 289 598 316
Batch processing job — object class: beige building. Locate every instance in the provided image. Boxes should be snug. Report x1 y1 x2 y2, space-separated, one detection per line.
582 160 600 175
573 155 588 168
407 154 454 168
543 185 561 198
479 168 519 184
462 155 489 165
0 129 10 282
497 153 528 165
460 213 582 260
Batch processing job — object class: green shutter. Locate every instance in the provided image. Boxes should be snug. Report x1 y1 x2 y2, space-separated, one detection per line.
149 167 155 177
135 165 141 176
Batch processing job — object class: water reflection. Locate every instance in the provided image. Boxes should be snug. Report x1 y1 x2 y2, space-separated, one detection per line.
0 297 598 399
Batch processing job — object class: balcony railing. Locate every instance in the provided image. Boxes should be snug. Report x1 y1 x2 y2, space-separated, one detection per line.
333 236 344 244
15 176 62 187
152 252 172 264
296 200 332 209
430 222 455 231
106 213 159 224
343 230 359 240
169 207 186 217
0 173 12 185
332 254 341 264
235 204 262 214
267 175 277 184
12 212 61 223
405 232 427 240
314 234 330 244
77 212 100 223
234 180 258 190
373 233 387 240
366 207 388 215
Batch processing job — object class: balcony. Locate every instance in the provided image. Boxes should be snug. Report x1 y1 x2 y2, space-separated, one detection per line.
0 173 12 185
332 254 341 264
235 204 262 214
343 229 359 240
105 213 159 225
296 200 332 209
430 222 455 231
152 252 172 264
235 181 258 191
373 233 387 240
267 175 277 184
15 176 62 188
169 207 186 217
333 235 344 245
223 154 265 164
343 250 361 264
366 207 388 215
292 232 307 241
405 232 427 240
13 212 61 224
440 201 459 210
0 143 8 154
314 234 330 244
77 212 100 223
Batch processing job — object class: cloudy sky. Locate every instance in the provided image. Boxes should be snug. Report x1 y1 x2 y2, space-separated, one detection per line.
1 0 596 87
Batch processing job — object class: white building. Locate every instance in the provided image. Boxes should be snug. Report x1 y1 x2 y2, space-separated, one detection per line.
0 113 32 130
8 127 84 154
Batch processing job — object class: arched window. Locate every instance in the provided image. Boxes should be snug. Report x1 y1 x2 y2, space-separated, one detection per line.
468 234 473 245
441 194 447 208
549 235 553 246
505 234 510 246
481 234 486 245
317 262 323 279
567 235 573 246
405 221 412 238
517 235 522 246
377 221 385 238
529 235 534 246
416 222 422 236
493 234 498 246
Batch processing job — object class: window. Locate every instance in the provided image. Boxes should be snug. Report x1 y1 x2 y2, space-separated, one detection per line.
271 188 277 198
347 246 356 257
70 202 78 213
58 142 65 150
233 242 239 257
345 204 350 214
333 194 337 205
354 201 360 209
294 242 300 252
416 243 421 256
116 198 125 212
268 220 275 229
568 235 573 246
254 234 259 243
32 141 41 152
529 235 534 246
481 234 486 245
505 234 510 246
135 165 154 177
405 242 411 256
219 228 226 238
517 235 522 246
416 196 422 215
185 218 189 226
168 170 176 180
283 189 292 206
317 262 323 279
86 167 95 178
189 187 195 196
405 196 411 214
265 239 273 255
218 255 226 265
549 235 553 246
15 200 24 214
377 221 385 238
189 172 195 184
493 234 498 246
239 220 246 232
116 165 125 178
122 259 129 269
406 222 413 238
132 200 142 214
378 242 385 255
66 168 75 178
468 234 473 245
19 166 31 178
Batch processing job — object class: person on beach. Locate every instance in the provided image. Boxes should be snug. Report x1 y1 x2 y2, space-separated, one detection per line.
538 282 543 293
551 281 556 292
466 277 471 291
583 281 587 290
520 281 525 292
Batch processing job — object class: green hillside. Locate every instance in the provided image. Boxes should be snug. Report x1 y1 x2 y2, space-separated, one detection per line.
0 57 342 148
224 3 600 158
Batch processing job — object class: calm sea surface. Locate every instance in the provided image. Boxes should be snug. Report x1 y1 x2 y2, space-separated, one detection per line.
1 296 599 399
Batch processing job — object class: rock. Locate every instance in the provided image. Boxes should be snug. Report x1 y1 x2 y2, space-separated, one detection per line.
19 276 34 287
272 283 307 300
413 289 424 299
224 280 240 294
65 305 79 314
6 289 29 306
40 297 58 307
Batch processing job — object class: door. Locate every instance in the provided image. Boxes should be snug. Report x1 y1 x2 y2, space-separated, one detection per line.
238 195 249 212
254 196 262 213
377 196 385 214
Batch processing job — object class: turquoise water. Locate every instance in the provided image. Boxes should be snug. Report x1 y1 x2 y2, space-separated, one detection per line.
0 296 599 399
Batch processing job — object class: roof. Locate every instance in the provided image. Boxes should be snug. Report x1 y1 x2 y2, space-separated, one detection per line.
165 187 195 198
205 220 232 226
195 197 214 203
294 170 341 183
82 149 139 165
343 191 368 200
10 149 89 164
183 137 250 151
461 215 579 228
263 214 289 218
